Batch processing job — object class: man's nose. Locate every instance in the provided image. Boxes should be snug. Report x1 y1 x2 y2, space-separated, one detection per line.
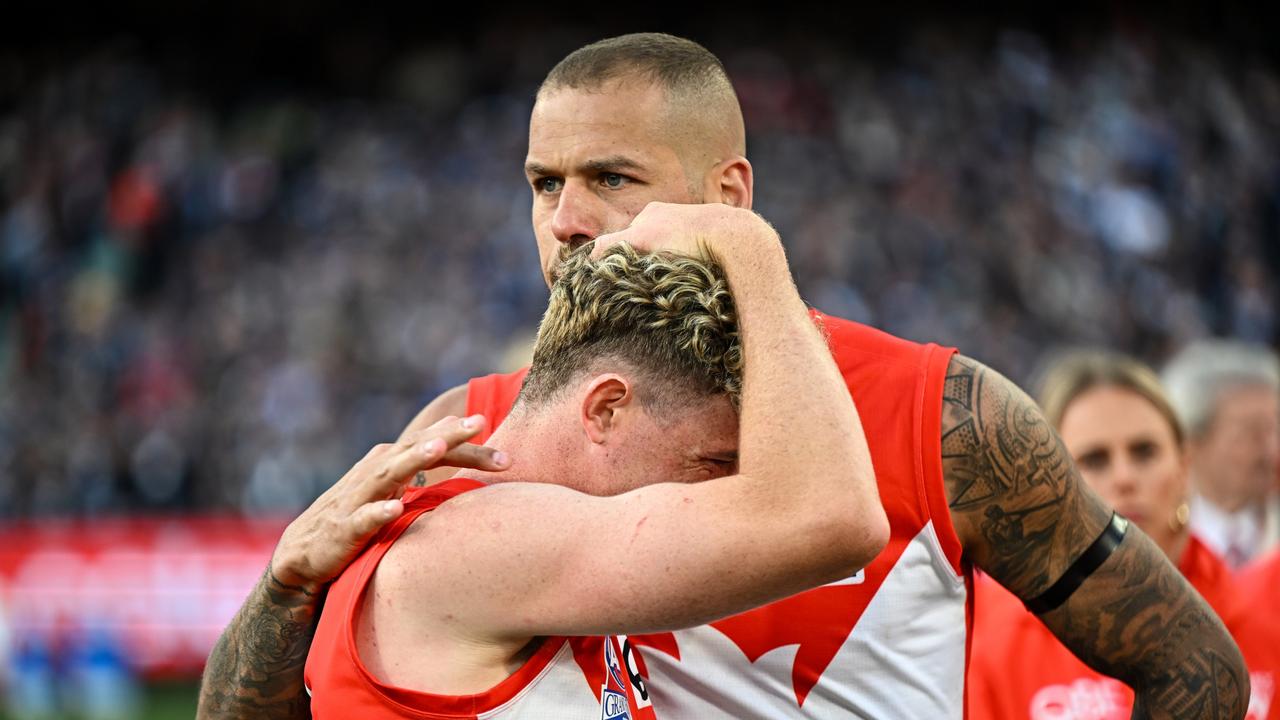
550 181 602 248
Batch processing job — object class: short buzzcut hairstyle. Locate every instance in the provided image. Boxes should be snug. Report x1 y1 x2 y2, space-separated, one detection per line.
538 33 746 159
1161 340 1280 438
518 244 742 414
1036 350 1185 448
541 32 731 98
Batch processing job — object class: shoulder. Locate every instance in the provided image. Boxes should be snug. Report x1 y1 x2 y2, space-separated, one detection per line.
398 481 587 550
812 310 954 366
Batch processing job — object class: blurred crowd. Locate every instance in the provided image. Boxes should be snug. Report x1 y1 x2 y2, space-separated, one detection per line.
1 23 1277 519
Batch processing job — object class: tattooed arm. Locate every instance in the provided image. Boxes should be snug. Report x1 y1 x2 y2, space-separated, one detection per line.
197 417 511 719
197 569 318 719
942 354 1248 720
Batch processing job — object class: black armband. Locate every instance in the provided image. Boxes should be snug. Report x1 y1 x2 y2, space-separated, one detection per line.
1024 512 1129 615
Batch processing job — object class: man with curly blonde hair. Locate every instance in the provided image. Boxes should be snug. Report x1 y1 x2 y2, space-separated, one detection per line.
299 228 888 717
204 32 1247 720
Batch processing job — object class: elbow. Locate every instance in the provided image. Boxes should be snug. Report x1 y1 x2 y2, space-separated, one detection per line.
825 479 889 573
847 502 890 570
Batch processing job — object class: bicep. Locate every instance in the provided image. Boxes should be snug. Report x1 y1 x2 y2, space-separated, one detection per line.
940 354 1110 596
389 478 828 641
942 355 1247 715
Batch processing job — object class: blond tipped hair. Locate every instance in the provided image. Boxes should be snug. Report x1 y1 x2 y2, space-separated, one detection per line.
518 244 742 413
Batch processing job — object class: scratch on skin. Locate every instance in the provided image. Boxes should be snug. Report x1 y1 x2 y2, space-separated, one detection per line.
631 515 648 545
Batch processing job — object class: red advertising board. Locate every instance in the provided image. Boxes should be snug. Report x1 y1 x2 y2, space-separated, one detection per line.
0 516 289 679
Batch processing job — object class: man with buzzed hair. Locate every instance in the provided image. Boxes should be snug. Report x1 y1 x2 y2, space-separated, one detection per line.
200 33 1248 719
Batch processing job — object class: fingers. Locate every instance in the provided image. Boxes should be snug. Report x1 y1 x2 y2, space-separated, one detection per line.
590 230 628 259
416 414 487 448
368 415 490 496
442 442 511 472
348 498 405 540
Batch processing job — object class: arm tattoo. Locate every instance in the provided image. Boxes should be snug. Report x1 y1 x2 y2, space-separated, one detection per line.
941 355 1248 719
197 566 320 720
941 354 1107 593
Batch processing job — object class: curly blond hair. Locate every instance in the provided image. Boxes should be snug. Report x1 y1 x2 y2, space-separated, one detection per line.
518 244 742 413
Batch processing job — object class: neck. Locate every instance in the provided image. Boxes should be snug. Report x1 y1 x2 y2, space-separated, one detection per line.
457 409 568 487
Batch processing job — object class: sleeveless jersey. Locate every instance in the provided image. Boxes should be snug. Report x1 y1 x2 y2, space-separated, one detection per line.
966 534 1249 720
304 478 656 719
466 312 965 718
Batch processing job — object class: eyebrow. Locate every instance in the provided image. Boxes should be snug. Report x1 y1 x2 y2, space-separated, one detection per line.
524 155 647 177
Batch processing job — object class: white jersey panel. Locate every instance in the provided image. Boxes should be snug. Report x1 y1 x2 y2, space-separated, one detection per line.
477 642 602 720
642 522 968 718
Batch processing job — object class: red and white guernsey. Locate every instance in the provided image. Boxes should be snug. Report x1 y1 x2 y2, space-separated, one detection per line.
466 312 967 718
304 478 658 719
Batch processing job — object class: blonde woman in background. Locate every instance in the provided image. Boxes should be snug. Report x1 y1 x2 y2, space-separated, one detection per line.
966 350 1267 720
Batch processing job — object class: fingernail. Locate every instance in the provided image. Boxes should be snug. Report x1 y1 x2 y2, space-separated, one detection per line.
493 451 509 466
462 415 481 429
382 500 398 517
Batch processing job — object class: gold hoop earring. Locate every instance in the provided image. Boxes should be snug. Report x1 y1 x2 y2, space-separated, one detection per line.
1168 502 1191 533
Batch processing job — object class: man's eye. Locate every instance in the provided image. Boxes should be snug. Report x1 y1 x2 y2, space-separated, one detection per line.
602 173 626 189
536 177 563 193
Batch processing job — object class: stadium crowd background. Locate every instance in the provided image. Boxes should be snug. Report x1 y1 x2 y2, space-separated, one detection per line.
0 4 1276 717
3 13 1276 520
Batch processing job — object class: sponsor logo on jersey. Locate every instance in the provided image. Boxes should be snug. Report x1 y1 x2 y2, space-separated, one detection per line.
619 636 651 709
600 688 631 720
605 636 627 691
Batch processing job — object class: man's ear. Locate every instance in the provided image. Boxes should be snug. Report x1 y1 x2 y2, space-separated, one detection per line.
581 374 634 444
704 156 753 209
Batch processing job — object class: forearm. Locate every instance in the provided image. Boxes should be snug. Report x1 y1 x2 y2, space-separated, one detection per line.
1045 530 1248 720
943 356 1247 718
717 237 883 557
197 565 320 720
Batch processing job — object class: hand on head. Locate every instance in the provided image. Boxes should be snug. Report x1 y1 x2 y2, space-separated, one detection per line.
589 201 778 262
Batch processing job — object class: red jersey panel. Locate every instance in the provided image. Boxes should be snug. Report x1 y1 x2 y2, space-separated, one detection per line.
466 312 966 718
967 535 1249 720
1236 550 1280 720
304 478 655 719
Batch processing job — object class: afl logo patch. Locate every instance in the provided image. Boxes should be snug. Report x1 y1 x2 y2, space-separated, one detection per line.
600 688 631 719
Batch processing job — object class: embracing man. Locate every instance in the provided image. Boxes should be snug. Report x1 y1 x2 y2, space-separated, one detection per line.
200 33 1247 719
